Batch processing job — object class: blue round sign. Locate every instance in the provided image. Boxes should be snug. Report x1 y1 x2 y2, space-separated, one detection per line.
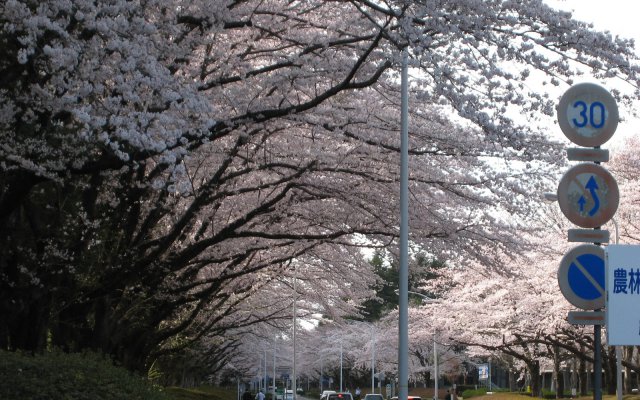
558 244 605 310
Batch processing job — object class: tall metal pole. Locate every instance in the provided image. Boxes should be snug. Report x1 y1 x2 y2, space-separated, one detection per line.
372 326 376 394
321 356 324 392
594 326 602 400
398 46 410 400
293 265 297 400
265 349 268 394
613 218 622 400
433 337 438 400
340 341 344 392
273 336 277 400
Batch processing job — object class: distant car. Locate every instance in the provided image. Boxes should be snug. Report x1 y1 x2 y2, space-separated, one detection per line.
364 395 384 400
328 393 354 400
285 390 294 400
321 391 337 400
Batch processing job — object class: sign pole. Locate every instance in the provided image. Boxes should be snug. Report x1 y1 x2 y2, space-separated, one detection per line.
555 82 620 400
594 323 602 400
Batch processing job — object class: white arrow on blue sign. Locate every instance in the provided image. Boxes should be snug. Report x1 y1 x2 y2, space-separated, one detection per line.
558 244 605 310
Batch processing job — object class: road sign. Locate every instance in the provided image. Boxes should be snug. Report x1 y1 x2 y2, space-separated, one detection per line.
558 244 605 310
478 364 489 380
606 245 640 345
557 163 619 228
276 367 291 374
567 310 605 325
557 83 618 147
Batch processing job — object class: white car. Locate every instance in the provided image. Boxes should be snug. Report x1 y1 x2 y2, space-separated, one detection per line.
321 391 337 400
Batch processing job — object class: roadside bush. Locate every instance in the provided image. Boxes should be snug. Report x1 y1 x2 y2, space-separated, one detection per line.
454 386 478 395
461 387 488 398
0 350 170 400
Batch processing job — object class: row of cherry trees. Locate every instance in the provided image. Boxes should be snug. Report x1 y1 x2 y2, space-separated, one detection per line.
2 0 640 376
220 141 640 395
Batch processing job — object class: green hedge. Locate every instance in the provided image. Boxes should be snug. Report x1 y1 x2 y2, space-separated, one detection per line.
0 350 170 400
461 387 488 398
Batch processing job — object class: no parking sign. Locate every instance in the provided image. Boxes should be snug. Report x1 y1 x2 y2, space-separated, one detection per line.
558 244 605 310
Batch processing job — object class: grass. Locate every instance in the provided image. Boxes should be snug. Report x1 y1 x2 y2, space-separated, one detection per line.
469 393 640 400
164 385 236 400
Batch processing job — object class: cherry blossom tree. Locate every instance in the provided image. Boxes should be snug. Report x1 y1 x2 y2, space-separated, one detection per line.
3 0 640 375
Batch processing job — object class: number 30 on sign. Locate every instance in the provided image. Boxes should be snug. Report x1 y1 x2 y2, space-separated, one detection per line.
557 83 618 147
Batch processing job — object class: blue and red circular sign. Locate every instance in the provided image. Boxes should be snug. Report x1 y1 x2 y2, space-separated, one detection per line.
557 244 605 310
557 163 619 228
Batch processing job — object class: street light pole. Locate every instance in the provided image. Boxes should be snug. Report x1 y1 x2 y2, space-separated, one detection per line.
274 335 277 400
433 335 438 400
398 46 410 400
404 290 440 399
340 341 344 392
320 356 324 392
293 265 297 400
265 349 268 394
372 326 376 394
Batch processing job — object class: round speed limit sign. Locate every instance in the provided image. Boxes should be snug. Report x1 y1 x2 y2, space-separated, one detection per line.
557 83 619 147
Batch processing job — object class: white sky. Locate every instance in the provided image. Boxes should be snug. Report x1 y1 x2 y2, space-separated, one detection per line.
546 0 640 47
543 1 640 147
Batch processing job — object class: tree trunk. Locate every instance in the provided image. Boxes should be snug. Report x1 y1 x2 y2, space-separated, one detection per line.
554 345 564 398
605 346 616 395
527 360 541 398
579 350 588 396
624 347 634 394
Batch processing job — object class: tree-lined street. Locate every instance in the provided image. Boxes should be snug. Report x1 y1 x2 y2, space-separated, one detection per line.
2 0 640 397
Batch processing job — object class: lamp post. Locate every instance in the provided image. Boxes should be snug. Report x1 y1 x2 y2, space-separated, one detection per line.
406 290 441 400
293 264 298 400
340 341 343 392
320 356 324 393
274 335 277 400
265 349 268 393
398 46 410 400
372 325 376 394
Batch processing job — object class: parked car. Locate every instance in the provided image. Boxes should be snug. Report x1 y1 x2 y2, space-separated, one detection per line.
364 394 384 400
321 391 337 400
327 393 354 400
284 390 294 400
